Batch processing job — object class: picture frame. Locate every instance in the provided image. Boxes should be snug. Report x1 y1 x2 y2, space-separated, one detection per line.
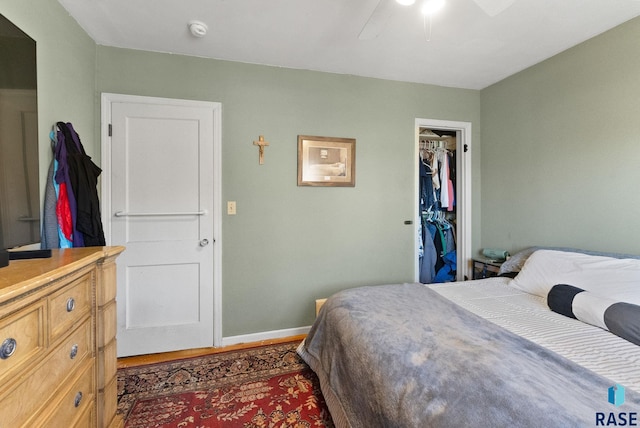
297 135 356 187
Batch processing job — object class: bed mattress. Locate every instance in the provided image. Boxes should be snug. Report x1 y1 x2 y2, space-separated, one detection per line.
428 278 640 392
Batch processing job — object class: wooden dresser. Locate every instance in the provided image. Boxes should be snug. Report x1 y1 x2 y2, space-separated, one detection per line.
0 247 124 427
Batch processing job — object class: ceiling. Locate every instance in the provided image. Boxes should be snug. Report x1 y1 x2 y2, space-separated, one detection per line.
57 0 640 90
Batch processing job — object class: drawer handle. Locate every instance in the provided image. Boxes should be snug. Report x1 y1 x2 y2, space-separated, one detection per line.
0 338 17 359
66 297 76 312
74 391 83 408
70 344 78 359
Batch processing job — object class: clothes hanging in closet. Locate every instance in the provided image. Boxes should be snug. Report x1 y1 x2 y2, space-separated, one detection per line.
418 142 456 283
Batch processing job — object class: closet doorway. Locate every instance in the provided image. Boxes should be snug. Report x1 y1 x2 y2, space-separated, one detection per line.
415 118 472 283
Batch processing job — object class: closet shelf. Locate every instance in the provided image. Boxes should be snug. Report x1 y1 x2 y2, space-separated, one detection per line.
419 133 451 141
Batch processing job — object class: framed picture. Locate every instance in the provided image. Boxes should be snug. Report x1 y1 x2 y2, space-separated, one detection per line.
297 135 356 187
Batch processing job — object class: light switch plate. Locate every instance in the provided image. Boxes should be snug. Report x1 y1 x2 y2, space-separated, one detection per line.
227 201 237 215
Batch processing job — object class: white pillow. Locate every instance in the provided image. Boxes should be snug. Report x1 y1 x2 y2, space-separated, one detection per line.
508 249 640 304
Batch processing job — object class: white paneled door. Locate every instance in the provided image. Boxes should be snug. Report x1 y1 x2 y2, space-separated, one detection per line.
102 94 222 357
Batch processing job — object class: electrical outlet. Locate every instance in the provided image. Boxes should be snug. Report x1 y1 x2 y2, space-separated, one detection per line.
227 201 237 215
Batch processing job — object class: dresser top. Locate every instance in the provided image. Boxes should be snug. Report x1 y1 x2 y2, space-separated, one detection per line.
0 247 125 305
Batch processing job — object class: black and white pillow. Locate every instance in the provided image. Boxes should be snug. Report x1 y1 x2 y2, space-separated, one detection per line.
548 284 640 346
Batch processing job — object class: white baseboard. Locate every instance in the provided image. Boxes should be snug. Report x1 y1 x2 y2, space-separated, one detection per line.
221 326 311 348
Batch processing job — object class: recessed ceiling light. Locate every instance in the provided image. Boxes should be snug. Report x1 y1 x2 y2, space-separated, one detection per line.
188 20 208 38
396 0 416 5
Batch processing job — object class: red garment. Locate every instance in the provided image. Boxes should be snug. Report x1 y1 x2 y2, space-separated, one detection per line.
56 182 73 240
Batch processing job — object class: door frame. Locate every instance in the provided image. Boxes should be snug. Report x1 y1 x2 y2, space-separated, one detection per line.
100 93 223 347
415 118 472 281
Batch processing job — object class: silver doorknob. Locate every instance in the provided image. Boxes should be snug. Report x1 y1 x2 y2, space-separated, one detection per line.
199 239 209 247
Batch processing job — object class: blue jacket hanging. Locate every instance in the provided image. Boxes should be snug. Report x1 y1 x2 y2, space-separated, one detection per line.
434 250 457 283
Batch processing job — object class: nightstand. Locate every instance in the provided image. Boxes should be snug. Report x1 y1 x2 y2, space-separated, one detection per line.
315 298 327 316
472 258 504 279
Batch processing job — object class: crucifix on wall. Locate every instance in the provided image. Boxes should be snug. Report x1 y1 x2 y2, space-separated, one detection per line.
253 135 270 165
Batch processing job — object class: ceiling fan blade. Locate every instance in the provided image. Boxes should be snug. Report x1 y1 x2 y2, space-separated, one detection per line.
359 0 396 40
472 0 516 17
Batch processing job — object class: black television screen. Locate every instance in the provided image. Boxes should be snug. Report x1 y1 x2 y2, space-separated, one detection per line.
0 14 40 254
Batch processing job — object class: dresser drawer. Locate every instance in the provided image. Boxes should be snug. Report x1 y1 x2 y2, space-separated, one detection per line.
0 301 45 386
33 359 96 428
0 320 92 426
49 273 92 343
73 402 96 428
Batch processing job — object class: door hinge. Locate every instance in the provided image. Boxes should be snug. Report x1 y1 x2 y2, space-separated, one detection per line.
464 144 468 153
108 124 112 137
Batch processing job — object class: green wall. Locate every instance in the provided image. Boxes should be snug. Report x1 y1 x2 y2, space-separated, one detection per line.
7 0 640 340
96 47 481 336
481 17 640 256
1 0 482 339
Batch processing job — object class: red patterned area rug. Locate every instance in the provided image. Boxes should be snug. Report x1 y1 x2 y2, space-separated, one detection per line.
117 341 334 428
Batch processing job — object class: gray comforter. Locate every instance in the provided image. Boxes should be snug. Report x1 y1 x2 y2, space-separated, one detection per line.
298 283 640 427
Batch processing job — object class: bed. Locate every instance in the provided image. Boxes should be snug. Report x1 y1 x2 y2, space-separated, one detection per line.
298 248 640 427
